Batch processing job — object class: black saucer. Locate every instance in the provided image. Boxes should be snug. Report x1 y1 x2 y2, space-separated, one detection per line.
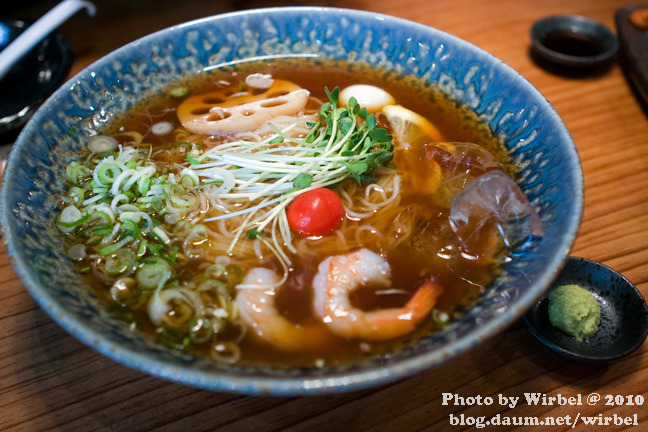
523 256 648 362
0 20 73 140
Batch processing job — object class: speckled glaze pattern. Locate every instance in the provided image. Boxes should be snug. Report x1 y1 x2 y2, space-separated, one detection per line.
524 257 648 361
0 7 583 395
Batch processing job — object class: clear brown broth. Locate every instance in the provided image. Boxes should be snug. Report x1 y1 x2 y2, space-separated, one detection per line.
94 57 511 366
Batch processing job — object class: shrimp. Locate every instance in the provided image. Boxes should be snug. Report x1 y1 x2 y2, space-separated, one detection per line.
235 267 335 352
312 248 442 341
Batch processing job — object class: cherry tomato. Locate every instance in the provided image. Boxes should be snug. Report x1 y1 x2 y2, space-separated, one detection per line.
286 188 344 237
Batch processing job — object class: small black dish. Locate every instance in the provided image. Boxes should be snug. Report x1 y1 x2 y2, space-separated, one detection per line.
0 20 72 139
523 256 648 362
530 15 618 69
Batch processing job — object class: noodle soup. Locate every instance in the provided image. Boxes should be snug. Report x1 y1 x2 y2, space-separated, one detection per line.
56 58 541 367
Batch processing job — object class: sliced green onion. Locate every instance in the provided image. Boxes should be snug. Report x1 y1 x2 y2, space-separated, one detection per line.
180 168 199 187
195 180 223 190
99 236 134 256
166 246 179 265
109 168 137 196
136 257 171 289
152 226 171 244
117 203 139 213
137 176 151 195
65 161 89 184
57 206 87 232
168 86 189 98
69 186 85 202
89 210 114 224
432 309 450 326
146 242 164 255
204 264 226 279
188 224 208 245
169 193 196 208
105 249 136 275
173 220 191 237
91 221 115 236
77 223 113 237
97 163 122 184
119 211 142 224
151 121 173 136
189 317 213 343
164 213 181 225
187 155 201 165
88 136 119 153
82 193 107 206
198 279 230 298
225 264 244 289
67 243 87 261
147 196 164 212
120 219 141 238
136 239 148 257
125 159 137 169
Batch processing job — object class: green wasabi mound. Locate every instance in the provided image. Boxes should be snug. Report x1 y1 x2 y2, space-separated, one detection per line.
548 284 601 341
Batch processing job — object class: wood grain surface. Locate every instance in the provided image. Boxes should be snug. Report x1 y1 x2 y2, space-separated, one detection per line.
1 0 646 430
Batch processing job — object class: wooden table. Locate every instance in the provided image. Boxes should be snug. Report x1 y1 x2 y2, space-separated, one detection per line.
2 0 646 430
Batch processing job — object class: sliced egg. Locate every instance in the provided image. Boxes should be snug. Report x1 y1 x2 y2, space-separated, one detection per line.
339 84 396 112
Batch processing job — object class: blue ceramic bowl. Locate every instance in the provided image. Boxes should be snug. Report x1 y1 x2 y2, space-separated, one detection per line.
0 7 582 395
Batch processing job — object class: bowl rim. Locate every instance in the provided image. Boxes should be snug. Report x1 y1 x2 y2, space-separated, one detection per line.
0 6 583 395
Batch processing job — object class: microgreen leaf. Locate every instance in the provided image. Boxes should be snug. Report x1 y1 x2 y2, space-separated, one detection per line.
325 86 340 106
365 112 376 130
339 117 354 134
373 151 394 165
370 128 391 142
320 102 331 117
348 97 358 113
346 161 369 175
186 155 201 165
246 228 263 239
293 173 313 190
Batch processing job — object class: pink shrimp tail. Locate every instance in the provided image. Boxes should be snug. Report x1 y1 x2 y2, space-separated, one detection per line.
407 277 444 319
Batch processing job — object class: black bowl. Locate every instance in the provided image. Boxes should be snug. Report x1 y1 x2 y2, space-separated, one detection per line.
530 15 618 69
0 20 72 138
524 256 648 361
